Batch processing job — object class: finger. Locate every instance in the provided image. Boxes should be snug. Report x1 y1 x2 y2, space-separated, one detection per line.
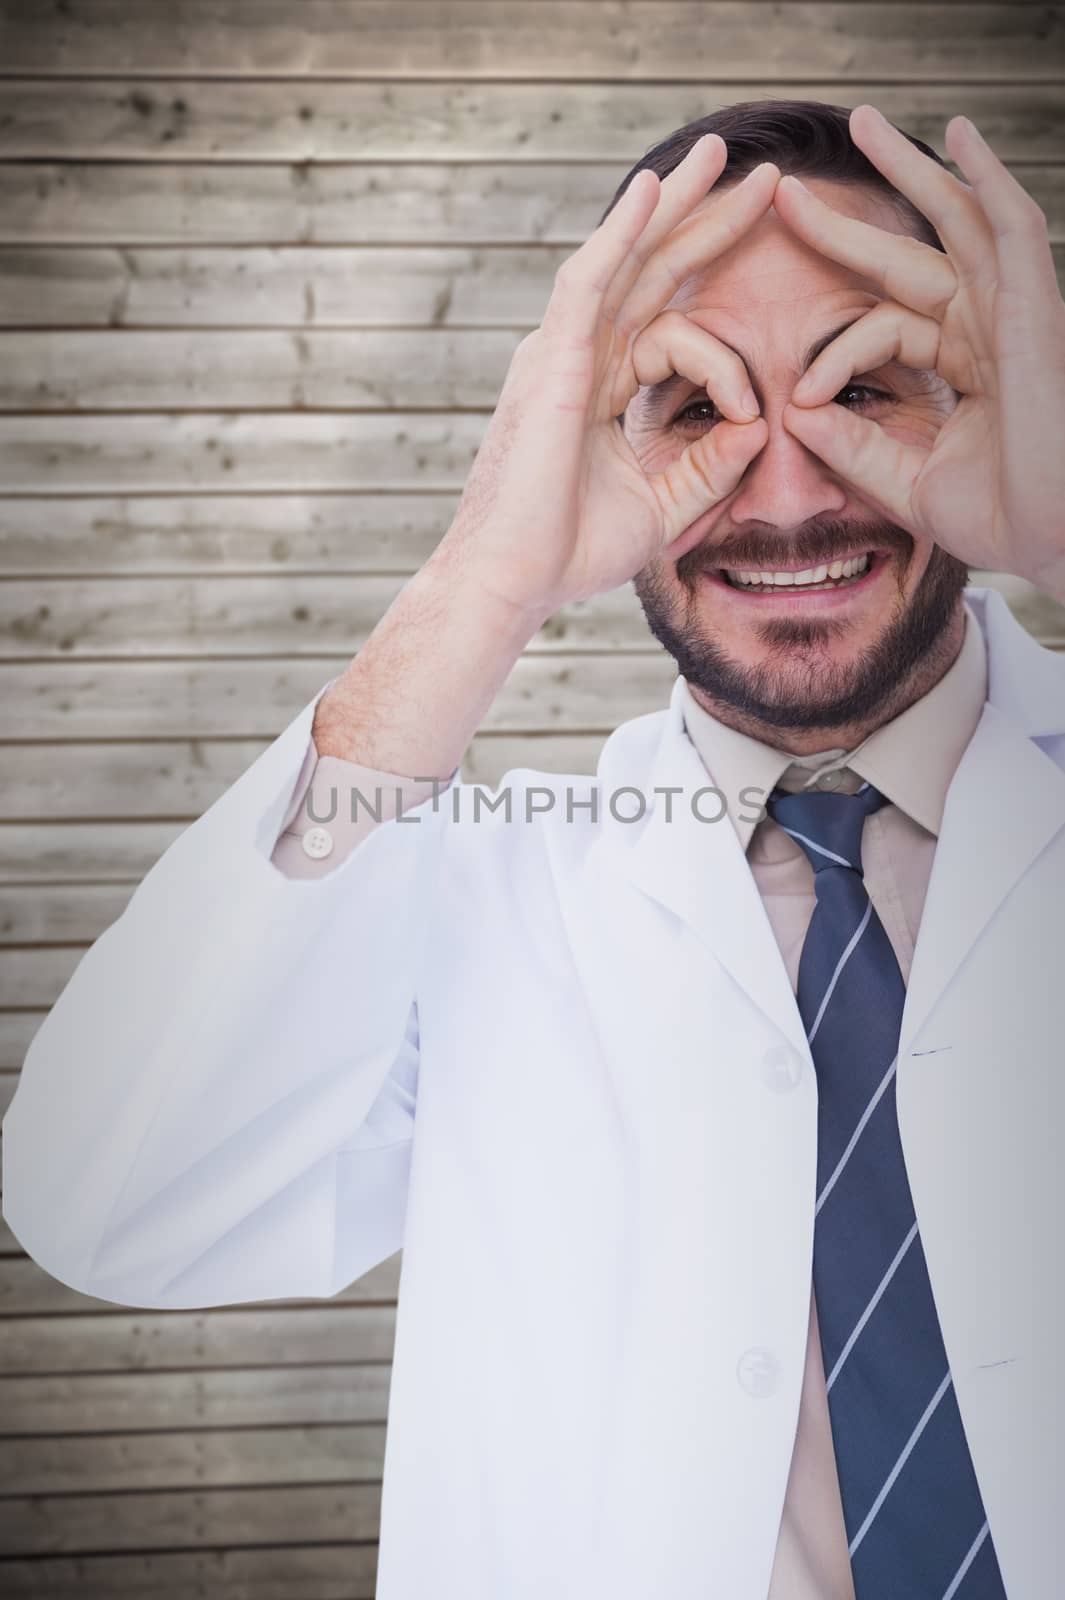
540 133 727 346
781 400 925 529
540 166 662 345
651 416 769 547
771 171 957 319
944 113 1063 312
790 301 942 407
600 133 731 322
627 309 761 424
613 161 782 338
841 103 996 283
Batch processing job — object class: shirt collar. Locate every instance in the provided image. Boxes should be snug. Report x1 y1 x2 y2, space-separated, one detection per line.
679 599 989 853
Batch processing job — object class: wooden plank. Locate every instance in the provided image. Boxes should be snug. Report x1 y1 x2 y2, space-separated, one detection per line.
0 1253 402 1317
2 162 1061 246
0 412 489 492
0 883 130 942
0 744 280 822
0 654 678 741
0 160 629 247
0 245 571 330
0 1544 377 1598
3 79 1063 162
0 328 527 412
0 827 183 888
0 572 1058 666
1 1423 387 1494
0 493 461 575
3 244 1061 331
0 1481 382 1556
0 1365 392 1435
0 734 606 820
0 574 651 656
0 1308 398 1376
1 3 1059 82
0 1012 45 1071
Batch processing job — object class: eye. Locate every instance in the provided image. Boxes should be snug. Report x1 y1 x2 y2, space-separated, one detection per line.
672 382 894 431
834 382 893 410
672 397 722 432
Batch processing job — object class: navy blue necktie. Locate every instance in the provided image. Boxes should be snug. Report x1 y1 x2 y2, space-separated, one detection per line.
766 780 1007 1598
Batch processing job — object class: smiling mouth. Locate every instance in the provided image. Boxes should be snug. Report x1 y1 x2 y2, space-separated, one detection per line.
713 549 884 594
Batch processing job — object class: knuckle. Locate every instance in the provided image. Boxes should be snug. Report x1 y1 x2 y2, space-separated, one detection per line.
652 308 687 339
552 256 578 291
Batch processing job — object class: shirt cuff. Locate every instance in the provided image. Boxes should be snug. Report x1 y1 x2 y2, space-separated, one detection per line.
270 734 457 879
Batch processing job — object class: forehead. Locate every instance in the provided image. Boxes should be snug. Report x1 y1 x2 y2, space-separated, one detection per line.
664 177 910 322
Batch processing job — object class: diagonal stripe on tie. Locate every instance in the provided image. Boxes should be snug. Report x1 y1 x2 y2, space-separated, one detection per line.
766 783 1008 1598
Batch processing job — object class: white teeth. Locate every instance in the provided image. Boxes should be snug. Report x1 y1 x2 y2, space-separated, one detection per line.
725 553 872 590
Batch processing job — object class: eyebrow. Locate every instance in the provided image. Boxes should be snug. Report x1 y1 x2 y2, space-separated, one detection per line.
634 317 869 423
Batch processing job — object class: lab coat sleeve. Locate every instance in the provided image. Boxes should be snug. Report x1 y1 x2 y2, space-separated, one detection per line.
1 674 459 1310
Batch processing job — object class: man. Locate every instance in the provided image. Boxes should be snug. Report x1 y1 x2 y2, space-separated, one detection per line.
5 100 1064 1599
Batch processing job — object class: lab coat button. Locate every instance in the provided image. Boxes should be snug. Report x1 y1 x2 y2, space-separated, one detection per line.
301 825 334 859
761 1044 803 1093
736 1346 779 1398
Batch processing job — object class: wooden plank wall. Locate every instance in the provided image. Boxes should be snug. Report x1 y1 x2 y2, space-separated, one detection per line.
1 2 1063 1593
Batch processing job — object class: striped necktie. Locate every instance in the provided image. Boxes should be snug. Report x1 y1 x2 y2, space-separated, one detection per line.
766 780 1007 1598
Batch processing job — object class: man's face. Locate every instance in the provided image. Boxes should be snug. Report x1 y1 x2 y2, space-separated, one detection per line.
625 177 968 737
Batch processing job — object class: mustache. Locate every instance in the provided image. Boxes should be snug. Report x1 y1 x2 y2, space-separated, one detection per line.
677 519 914 579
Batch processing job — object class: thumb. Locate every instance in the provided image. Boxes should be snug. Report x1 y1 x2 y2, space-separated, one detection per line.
651 417 768 545
782 401 922 527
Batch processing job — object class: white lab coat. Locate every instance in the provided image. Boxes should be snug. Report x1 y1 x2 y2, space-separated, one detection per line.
4 585 1064 1598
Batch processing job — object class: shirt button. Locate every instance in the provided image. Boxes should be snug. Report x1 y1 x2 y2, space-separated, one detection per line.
760 1044 803 1094
301 825 334 860
736 1347 779 1398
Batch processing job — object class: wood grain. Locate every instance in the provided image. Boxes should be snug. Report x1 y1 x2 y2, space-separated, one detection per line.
0 1307 398 1375
0 328 529 412
0 1544 378 1597
3 3 1062 79
1 1365 393 1435
0 573 652 655
2 80 1062 161
0 494 461 574
2 162 1061 246
0 1481 383 1556
2 1423 388 1494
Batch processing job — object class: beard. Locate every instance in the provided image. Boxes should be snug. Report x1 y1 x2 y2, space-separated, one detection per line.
631 517 969 734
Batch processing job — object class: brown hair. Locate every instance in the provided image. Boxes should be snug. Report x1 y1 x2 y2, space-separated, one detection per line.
598 98 946 252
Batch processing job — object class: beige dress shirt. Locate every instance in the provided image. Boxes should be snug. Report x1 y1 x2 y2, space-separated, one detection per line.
270 601 989 1598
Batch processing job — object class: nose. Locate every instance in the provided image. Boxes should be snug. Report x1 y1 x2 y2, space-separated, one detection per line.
725 397 848 529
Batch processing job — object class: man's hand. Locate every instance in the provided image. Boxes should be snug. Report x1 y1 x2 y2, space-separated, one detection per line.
434 137 774 622
773 104 1065 603
315 138 779 776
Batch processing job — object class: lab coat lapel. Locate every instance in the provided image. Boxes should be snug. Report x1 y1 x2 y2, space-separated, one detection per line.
593 584 1065 1073
900 594 1065 1056
596 675 810 1062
